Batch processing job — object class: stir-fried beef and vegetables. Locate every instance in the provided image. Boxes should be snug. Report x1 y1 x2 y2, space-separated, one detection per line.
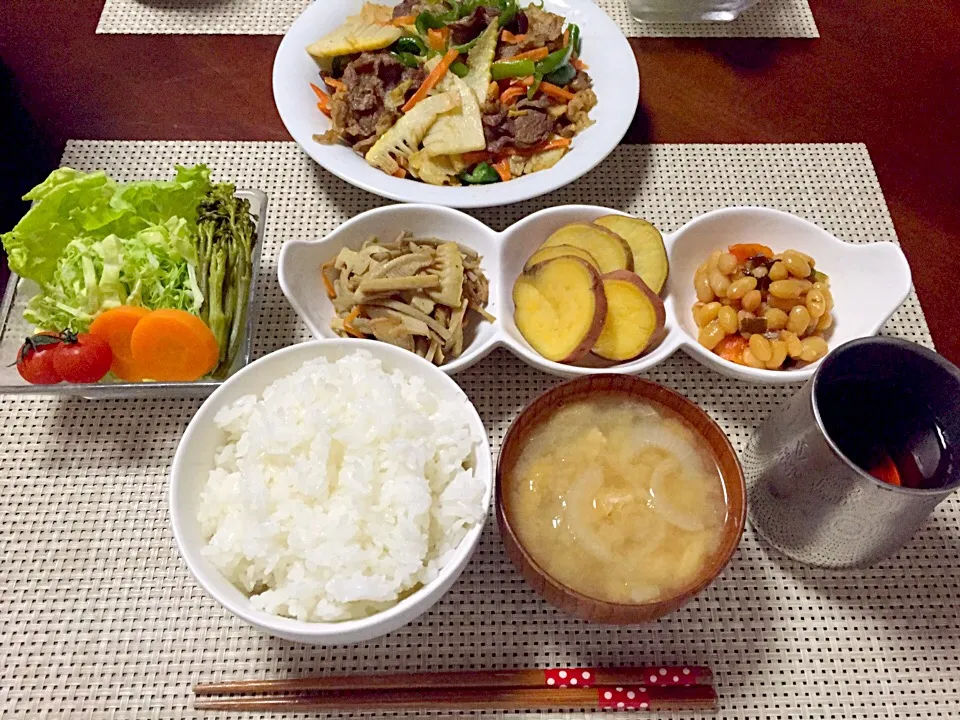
322 233 494 365
307 1 596 186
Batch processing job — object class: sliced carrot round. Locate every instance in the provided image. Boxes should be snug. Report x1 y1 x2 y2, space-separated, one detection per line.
89 305 151 381
129 309 220 382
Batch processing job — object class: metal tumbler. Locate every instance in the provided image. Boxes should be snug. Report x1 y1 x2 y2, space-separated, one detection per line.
744 337 960 568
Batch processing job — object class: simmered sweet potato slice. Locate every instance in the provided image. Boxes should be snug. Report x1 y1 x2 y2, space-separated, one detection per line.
592 270 666 361
593 215 668 294
523 244 600 272
539 223 633 274
513 257 607 363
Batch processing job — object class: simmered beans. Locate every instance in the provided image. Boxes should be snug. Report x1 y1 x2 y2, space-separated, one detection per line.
691 243 833 370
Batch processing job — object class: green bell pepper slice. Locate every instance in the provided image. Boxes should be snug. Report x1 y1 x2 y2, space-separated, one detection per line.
534 24 579 77
461 162 501 184
543 63 576 86
391 51 422 69
395 36 428 56
491 59 535 80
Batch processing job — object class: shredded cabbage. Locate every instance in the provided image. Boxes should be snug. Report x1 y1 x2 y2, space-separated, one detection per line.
1 165 211 332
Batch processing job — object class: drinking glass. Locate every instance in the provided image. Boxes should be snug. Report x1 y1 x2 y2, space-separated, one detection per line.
627 0 763 23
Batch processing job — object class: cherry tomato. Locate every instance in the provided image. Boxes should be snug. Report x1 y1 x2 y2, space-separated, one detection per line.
51 333 113 384
16 333 63 385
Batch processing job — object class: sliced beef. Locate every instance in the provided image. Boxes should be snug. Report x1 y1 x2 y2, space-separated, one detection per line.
569 70 592 93
515 96 552 112
392 0 426 18
520 7 565 49
448 6 500 46
482 104 555 151
512 109 554 146
333 52 425 149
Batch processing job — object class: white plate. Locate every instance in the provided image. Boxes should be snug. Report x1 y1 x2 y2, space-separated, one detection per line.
272 0 639 208
279 205 913 384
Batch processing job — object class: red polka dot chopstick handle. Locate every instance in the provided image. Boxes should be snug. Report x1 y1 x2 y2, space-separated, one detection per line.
597 684 718 711
543 666 712 688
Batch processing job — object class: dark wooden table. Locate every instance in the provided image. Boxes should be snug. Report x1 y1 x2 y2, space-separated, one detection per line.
2 1 958 360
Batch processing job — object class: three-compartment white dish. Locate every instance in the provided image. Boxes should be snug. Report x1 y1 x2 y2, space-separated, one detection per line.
279 204 913 384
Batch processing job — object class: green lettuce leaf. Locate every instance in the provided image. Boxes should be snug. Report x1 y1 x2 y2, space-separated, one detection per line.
2 164 213 332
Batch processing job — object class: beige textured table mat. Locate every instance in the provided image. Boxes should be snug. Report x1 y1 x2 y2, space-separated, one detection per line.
2 141 956 720
96 0 818 37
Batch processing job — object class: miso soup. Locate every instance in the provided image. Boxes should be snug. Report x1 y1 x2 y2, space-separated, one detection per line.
508 396 727 604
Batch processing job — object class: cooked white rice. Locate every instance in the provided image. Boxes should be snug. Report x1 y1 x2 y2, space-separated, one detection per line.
197 350 486 622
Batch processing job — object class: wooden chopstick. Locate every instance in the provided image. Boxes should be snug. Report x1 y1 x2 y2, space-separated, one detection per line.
194 666 712 695
194 685 719 712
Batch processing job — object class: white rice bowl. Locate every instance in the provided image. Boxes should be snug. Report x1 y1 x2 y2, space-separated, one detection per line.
196 350 486 623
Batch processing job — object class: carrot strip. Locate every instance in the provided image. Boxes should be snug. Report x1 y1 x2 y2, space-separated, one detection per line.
323 76 345 91
572 57 589 71
500 85 527 106
492 159 512 182
317 101 331 117
510 76 535 87
501 29 526 43
402 48 458 113
494 137 571 159
532 137 572 153
461 150 491 165
538 82 576 102
509 47 549 62
342 307 365 338
427 27 449 51
391 14 416 26
321 270 336 299
310 82 330 102
563 27 570 46
392 167 407 178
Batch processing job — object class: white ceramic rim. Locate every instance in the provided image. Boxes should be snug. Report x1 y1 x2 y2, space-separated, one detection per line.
271 0 640 208
169 338 493 640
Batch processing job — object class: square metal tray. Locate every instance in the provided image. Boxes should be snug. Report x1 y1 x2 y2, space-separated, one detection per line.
0 189 267 399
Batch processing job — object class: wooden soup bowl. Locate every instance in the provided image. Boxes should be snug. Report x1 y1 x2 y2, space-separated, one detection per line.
496 375 746 623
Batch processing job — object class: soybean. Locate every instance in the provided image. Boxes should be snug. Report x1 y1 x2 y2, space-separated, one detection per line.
764 307 789 331
742 289 762 312
694 301 722 327
783 251 812 278
800 336 829 363
787 305 812 334
765 340 788 369
695 271 714 302
727 276 758 300
698 320 726 350
717 252 738 275
709 269 731 298
749 334 773 362
718 306 739 334
769 279 805 300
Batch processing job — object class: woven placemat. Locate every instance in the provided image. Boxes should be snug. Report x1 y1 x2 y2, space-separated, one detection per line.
1 141 955 720
96 0 818 37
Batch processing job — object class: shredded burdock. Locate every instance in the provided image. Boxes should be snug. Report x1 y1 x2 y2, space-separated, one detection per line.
322 232 494 365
